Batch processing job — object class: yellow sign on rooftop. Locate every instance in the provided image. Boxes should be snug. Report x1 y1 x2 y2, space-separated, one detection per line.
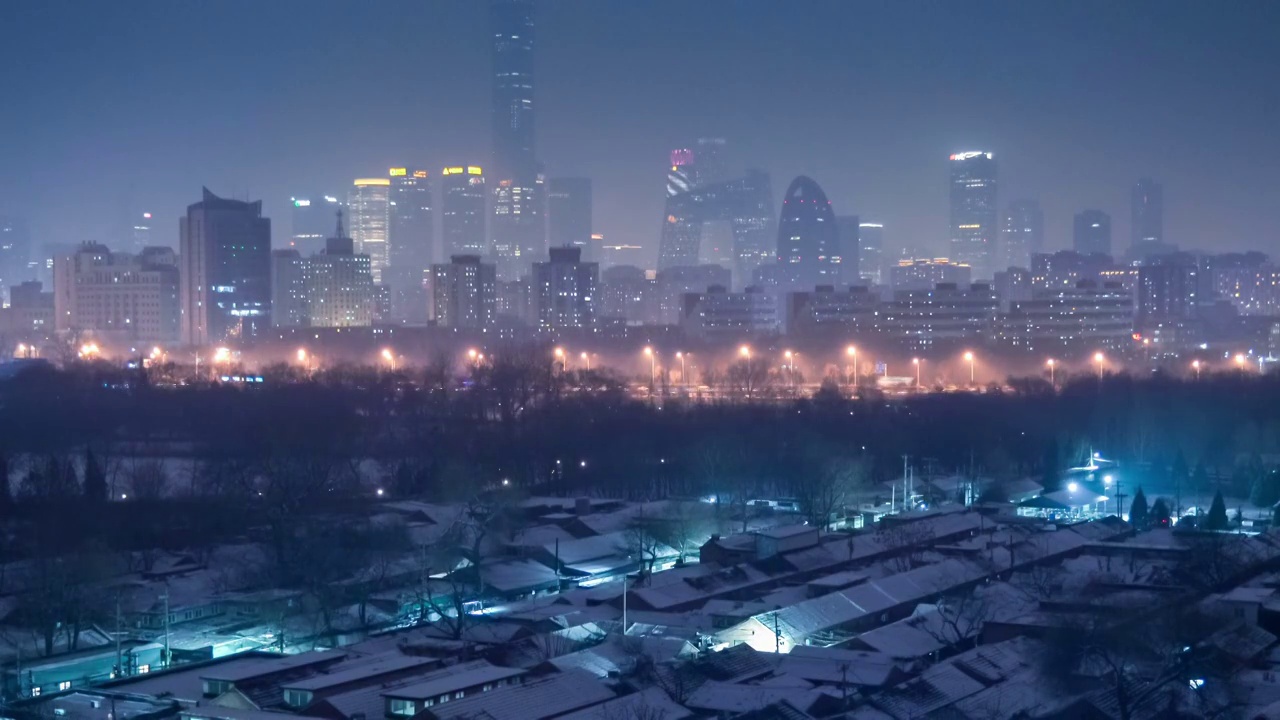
354 178 391 186
389 167 407 177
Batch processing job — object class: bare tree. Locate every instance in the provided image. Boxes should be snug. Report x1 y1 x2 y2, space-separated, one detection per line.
874 522 936 572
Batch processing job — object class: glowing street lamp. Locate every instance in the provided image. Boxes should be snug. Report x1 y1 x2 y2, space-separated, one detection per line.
213 347 230 364
675 351 686 387
1235 353 1247 371
845 345 858 387
964 351 975 385
912 357 921 388
79 342 101 359
1192 359 1201 380
643 346 655 388
554 347 567 373
580 352 591 372
784 350 797 387
381 348 396 370
1046 358 1056 386
1094 352 1105 379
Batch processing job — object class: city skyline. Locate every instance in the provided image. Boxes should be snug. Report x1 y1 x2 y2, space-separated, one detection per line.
2 1 1277 268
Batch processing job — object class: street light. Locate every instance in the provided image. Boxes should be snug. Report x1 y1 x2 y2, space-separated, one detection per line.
1046 358 1056 386
1235 353 1247 371
1094 352 1105 379
580 352 591 372
643 346 655 389
381 348 395 370
964 351 975 385
675 351 686 388
555 347 567 373
785 350 796 388
846 345 858 388
1192 359 1201 380
912 357 921 389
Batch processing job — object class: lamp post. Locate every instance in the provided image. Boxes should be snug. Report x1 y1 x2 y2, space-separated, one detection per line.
912 357 921 389
964 351 975 385
785 350 796 389
1235 353 1247 374
643 346 655 391
381 348 395 371
1192 359 1201 380
739 345 752 399
555 347 567 373
845 345 857 389
580 352 591 372
1047 358 1056 386
1094 352 1105 380
676 352 686 388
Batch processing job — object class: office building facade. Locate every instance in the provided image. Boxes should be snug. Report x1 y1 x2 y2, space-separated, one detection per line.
948 151 998 279
348 178 391 284
1002 200 1042 270
548 177 593 260
1131 178 1164 258
54 243 180 343
775 176 840 291
532 246 597 331
270 249 307 328
1072 210 1112 257
179 188 272 345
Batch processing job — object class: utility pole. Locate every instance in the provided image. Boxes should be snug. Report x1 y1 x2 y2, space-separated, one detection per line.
115 592 122 679
162 589 171 668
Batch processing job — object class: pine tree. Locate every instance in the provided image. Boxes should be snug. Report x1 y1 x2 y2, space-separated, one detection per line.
83 449 107 502
1129 487 1150 528
1251 469 1280 508
1205 490 1229 531
1151 497 1172 527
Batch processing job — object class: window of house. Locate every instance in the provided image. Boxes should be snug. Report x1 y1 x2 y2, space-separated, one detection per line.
31 687 41 697
388 699 415 716
58 681 71 691
138 665 151 674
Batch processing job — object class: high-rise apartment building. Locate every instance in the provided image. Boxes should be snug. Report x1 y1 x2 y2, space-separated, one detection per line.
432 254 497 329
1131 178 1164 258
1072 210 1112 257
547 178 593 259
179 188 271 345
54 243 180 343
348 178 391 284
1138 253 1198 323
775 176 840 291
949 151 998 279
1002 199 1042 270
532 246 597 331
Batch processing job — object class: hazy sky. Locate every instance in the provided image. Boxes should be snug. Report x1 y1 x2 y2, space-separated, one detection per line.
2 0 1278 265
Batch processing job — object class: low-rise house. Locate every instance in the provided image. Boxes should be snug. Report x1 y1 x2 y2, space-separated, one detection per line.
415 668 613 720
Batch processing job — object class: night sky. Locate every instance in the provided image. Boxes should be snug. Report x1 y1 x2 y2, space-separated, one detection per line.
2 0 1277 264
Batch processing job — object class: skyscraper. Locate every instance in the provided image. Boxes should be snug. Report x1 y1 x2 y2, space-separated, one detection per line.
1131 178 1164 258
306 229 374 328
441 167 487 258
348 178 391 284
131 212 153 253
270 249 307 328
547 177 593 259
835 216 861 286
949 151 998 279
491 0 541 281
290 195 343 256
1002 199 1043 270
858 222 884 285
0 216 31 305
179 188 271 345
657 147 774 285
388 168 433 323
1073 210 1112 257
775 176 839 291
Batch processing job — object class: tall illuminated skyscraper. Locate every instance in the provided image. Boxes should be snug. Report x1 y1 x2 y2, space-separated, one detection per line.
858 222 884 284
775 176 839 290
348 178 391 284
442 167 487 258
949 151 998 279
290 195 343 256
388 168 433 322
491 0 541 280
1002 199 1042 270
